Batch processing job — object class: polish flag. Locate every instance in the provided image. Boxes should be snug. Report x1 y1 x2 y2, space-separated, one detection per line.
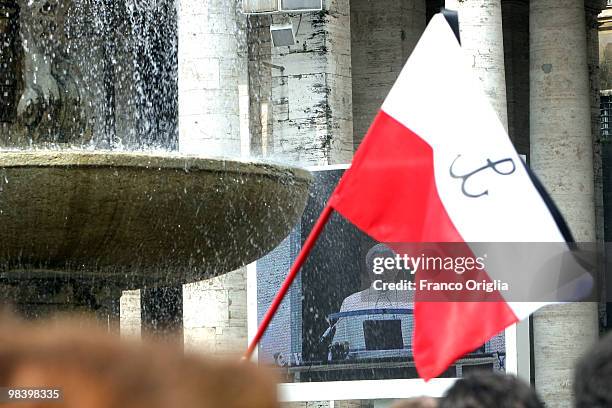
326 13 591 379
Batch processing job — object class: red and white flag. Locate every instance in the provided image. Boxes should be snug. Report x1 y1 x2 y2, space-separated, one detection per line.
326 13 588 379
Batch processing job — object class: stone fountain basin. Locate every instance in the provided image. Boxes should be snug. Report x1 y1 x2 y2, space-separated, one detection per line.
0 151 312 289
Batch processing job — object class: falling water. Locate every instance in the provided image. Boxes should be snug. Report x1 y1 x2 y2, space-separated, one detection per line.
0 0 178 151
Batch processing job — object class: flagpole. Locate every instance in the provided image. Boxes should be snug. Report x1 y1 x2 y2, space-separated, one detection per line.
244 204 334 360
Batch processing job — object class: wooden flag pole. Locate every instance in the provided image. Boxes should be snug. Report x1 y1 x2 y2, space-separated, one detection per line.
244 204 334 360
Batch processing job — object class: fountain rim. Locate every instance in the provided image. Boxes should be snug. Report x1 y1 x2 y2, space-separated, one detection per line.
0 150 312 181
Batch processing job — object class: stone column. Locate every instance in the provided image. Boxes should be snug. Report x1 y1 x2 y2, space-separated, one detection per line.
247 15 273 157
182 0 354 362
177 0 250 356
248 0 355 165
141 286 183 345
267 0 353 166
446 0 508 131
157 0 249 353
270 4 353 407
183 269 249 357
120 290 141 339
530 1 598 406
177 0 248 156
585 1 606 307
350 0 426 149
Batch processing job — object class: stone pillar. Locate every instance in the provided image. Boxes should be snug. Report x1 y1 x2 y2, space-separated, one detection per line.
530 1 598 406
350 0 426 149
183 269 249 357
270 3 353 407
267 0 353 166
177 0 248 156
120 290 141 339
247 15 273 157
586 1 606 309
248 0 355 164
177 0 250 356
182 0 354 361
446 0 508 131
141 286 183 345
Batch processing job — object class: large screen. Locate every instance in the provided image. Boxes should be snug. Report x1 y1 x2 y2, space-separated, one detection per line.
252 166 506 385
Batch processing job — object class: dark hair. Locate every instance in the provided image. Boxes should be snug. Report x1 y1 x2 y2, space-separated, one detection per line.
574 332 612 408
439 371 543 408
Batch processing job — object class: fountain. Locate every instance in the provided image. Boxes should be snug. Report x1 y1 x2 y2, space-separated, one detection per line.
0 0 312 319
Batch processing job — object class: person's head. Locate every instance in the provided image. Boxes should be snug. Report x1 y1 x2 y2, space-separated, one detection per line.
365 243 402 285
391 396 438 408
0 316 278 408
574 331 612 407
439 371 543 408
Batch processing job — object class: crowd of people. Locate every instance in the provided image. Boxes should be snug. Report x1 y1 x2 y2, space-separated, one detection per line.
1 313 612 407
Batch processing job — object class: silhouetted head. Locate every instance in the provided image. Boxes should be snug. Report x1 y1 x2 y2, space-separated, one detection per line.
440 371 543 408
575 331 612 408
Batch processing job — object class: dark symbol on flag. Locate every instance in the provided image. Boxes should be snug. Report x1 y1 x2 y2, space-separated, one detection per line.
449 155 516 198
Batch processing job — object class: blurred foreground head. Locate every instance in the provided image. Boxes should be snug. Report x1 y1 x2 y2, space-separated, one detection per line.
574 331 612 408
439 371 543 408
391 396 437 408
0 316 278 408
